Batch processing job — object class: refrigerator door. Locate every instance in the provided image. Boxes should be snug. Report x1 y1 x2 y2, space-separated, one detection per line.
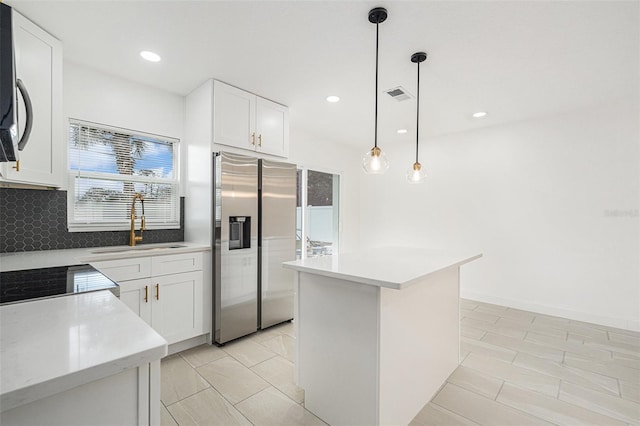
215 152 259 344
260 159 296 328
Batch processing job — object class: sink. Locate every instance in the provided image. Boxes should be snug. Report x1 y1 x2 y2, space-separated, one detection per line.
91 244 187 254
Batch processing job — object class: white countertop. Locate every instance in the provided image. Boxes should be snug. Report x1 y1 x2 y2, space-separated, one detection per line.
0 242 210 272
283 247 482 290
0 290 168 412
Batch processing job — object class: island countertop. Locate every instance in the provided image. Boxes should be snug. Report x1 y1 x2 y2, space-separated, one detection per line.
0 290 168 412
283 247 482 290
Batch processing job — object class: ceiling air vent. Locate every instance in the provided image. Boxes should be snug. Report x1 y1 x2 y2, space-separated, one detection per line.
385 86 413 102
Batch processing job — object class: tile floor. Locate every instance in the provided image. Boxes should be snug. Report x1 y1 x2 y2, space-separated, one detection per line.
161 300 640 425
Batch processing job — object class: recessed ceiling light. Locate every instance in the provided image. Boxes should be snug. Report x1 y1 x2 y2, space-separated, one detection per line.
140 50 161 62
472 111 487 118
326 95 340 103
397 129 408 134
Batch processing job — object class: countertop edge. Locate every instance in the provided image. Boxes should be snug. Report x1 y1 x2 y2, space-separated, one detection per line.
284 252 483 289
0 344 167 412
0 242 211 272
0 291 168 412
396 253 484 289
78 244 211 263
283 264 404 289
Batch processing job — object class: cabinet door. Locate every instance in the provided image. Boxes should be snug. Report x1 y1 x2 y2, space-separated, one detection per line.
1 12 62 187
117 278 152 326
151 271 203 344
256 97 289 158
213 81 256 151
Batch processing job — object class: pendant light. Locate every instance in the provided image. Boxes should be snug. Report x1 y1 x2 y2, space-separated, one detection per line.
362 7 389 174
406 52 427 184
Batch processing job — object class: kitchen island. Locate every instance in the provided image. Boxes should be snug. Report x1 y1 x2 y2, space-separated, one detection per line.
283 247 482 426
0 291 167 425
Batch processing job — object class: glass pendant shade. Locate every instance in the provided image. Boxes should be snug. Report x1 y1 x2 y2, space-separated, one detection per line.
362 146 389 174
406 162 426 183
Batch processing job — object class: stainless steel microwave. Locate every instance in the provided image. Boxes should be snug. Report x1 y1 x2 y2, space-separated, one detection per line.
0 3 32 163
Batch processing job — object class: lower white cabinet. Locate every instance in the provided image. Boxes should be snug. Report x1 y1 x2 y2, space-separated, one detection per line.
0 361 160 426
92 251 205 345
119 271 203 345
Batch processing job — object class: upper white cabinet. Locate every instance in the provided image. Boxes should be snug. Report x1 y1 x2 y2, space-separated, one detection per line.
213 82 255 149
0 10 63 187
213 80 289 158
256 97 289 157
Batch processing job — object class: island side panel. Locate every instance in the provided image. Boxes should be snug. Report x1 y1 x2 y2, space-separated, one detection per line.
378 266 461 425
149 360 161 426
0 366 142 425
297 271 380 426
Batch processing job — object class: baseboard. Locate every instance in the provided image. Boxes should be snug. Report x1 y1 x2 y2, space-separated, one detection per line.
460 290 640 332
167 333 210 356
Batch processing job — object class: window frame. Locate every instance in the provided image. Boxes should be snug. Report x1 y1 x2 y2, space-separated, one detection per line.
296 164 341 259
66 119 181 233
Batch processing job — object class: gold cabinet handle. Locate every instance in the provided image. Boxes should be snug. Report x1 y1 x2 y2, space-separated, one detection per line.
12 160 20 172
258 134 262 147
251 132 256 146
155 283 159 300
144 285 148 303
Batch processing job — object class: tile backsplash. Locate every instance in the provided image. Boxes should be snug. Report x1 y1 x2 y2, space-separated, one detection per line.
0 188 184 253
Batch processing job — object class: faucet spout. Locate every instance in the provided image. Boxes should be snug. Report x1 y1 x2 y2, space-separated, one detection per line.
129 193 146 246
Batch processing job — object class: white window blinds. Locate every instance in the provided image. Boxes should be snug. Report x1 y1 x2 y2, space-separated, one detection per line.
68 120 180 231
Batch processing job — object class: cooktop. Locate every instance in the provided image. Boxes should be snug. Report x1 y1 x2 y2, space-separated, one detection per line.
0 264 119 305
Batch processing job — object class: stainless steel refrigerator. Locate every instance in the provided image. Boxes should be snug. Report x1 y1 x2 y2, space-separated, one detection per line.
212 151 296 344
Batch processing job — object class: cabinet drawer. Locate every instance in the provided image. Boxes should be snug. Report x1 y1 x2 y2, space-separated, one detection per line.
91 257 152 282
151 252 203 276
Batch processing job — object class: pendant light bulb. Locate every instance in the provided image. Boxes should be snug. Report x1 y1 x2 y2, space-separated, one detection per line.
406 162 426 184
363 146 389 174
363 7 389 175
408 51 427 184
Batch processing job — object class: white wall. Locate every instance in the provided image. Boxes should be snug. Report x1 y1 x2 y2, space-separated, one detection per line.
63 61 185 190
359 98 639 331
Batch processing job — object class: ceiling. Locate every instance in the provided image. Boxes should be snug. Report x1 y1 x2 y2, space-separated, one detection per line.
9 1 639 149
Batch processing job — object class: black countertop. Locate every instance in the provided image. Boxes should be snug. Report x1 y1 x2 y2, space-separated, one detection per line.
0 264 118 305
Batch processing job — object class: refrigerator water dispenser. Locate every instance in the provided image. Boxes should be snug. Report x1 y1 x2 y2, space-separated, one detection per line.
229 216 251 249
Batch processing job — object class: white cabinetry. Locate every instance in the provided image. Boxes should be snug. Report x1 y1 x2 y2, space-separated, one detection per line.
0 10 62 187
92 252 205 345
0 362 159 426
213 80 289 157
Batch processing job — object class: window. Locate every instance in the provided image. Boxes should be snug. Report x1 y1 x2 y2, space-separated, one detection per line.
67 119 179 231
296 168 340 258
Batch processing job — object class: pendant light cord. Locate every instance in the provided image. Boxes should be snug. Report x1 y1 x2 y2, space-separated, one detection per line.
415 59 420 163
374 20 379 149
